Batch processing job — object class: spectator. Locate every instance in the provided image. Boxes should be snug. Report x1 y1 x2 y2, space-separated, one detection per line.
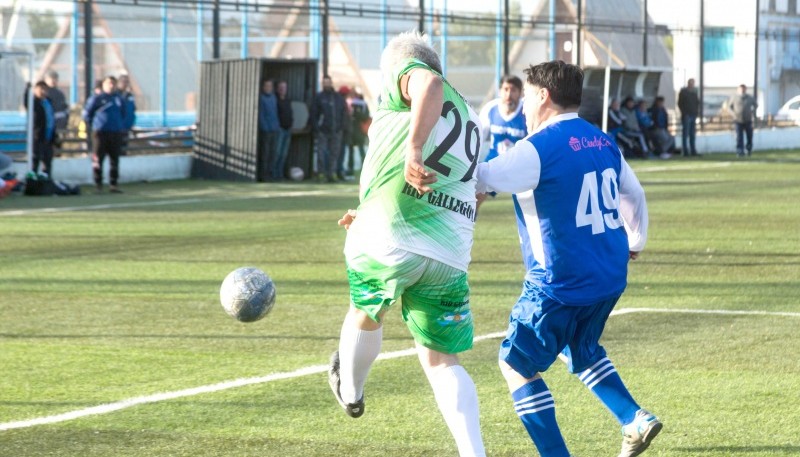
44 70 69 132
272 80 294 181
677 78 699 156
25 81 57 177
619 97 652 157
336 85 354 180
649 96 675 157
117 74 137 155
726 84 757 157
310 75 347 183
83 76 127 193
344 87 371 176
635 100 668 159
258 79 280 181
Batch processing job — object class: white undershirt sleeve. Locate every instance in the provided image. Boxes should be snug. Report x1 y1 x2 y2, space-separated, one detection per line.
475 140 540 195
618 157 649 252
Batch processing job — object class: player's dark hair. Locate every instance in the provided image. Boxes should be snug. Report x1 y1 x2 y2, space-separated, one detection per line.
500 75 523 91
523 60 583 108
34 80 49 90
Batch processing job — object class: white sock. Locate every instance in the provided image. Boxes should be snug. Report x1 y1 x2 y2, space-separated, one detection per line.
427 365 486 457
338 323 382 404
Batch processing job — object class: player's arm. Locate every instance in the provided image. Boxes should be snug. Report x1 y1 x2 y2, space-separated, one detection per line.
475 140 541 195
618 157 649 257
478 103 492 162
402 68 442 195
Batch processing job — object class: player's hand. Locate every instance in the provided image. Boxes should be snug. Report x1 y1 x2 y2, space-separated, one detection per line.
629 251 640 260
338 209 357 230
404 156 437 196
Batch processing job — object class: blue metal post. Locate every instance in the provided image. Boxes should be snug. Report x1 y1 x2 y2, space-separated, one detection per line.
197 2 204 63
310 0 320 59
495 0 502 87
71 0 79 105
380 0 388 50
241 3 248 58
160 1 168 127
427 0 434 38
441 0 447 76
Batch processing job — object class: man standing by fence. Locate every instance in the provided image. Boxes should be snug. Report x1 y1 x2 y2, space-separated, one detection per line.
83 76 127 193
726 84 757 157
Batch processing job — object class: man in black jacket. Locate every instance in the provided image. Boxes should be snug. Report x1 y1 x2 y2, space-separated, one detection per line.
272 80 294 181
24 81 57 177
310 75 347 182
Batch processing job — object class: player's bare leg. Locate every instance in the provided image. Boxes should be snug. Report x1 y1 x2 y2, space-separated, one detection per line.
417 344 485 457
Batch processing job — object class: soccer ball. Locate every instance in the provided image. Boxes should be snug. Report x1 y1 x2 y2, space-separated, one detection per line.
219 267 276 322
289 166 304 181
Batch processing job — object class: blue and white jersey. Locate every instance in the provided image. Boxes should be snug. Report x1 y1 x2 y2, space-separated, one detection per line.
475 113 648 305
479 99 528 162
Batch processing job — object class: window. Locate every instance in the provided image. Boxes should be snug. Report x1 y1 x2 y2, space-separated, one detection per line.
703 27 734 62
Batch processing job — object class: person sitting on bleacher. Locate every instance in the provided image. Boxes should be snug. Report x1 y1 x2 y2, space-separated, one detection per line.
607 98 638 158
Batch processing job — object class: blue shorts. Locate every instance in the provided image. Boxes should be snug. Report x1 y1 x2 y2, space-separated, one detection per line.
499 280 621 378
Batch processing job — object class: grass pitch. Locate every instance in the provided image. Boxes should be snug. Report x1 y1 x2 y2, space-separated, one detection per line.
1 151 799 456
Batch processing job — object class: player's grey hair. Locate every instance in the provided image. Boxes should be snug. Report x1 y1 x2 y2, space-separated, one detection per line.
380 31 442 81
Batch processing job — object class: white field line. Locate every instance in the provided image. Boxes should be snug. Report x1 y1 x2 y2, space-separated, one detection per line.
0 190 341 217
635 161 734 173
1 307 798 431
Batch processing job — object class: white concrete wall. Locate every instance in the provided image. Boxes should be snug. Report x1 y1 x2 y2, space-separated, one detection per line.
10 153 193 185
693 125 800 154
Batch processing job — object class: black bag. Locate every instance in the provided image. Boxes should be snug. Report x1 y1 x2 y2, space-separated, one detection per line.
24 177 56 196
53 181 81 196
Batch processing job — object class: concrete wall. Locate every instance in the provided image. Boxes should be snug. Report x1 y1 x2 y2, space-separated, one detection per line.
6 126 800 185
10 153 192 185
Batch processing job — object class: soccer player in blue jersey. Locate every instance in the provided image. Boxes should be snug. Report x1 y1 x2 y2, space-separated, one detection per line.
474 61 661 457
479 75 528 163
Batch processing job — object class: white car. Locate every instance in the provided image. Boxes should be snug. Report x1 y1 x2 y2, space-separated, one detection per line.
776 95 800 124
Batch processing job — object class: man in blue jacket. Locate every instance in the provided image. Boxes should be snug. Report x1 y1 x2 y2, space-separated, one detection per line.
83 76 127 193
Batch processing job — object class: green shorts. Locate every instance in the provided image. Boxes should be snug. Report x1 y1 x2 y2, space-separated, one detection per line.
346 247 473 354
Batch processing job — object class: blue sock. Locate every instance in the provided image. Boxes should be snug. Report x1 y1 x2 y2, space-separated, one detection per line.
511 378 570 457
577 357 640 425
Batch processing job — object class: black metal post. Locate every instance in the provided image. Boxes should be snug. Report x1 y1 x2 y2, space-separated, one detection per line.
212 0 220 59
754 0 760 120
503 0 509 74
83 0 93 101
643 0 648 66
419 0 425 34
322 0 329 76
699 0 705 129
576 0 582 66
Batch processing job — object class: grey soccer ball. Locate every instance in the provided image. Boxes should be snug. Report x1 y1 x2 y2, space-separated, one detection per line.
219 267 276 322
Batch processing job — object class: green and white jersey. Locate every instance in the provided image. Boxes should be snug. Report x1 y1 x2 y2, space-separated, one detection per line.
344 59 482 272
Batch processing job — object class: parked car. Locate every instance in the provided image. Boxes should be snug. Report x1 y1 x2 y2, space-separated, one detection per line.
775 95 800 125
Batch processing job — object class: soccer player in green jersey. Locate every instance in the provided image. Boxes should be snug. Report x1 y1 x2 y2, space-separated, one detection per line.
328 31 486 456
